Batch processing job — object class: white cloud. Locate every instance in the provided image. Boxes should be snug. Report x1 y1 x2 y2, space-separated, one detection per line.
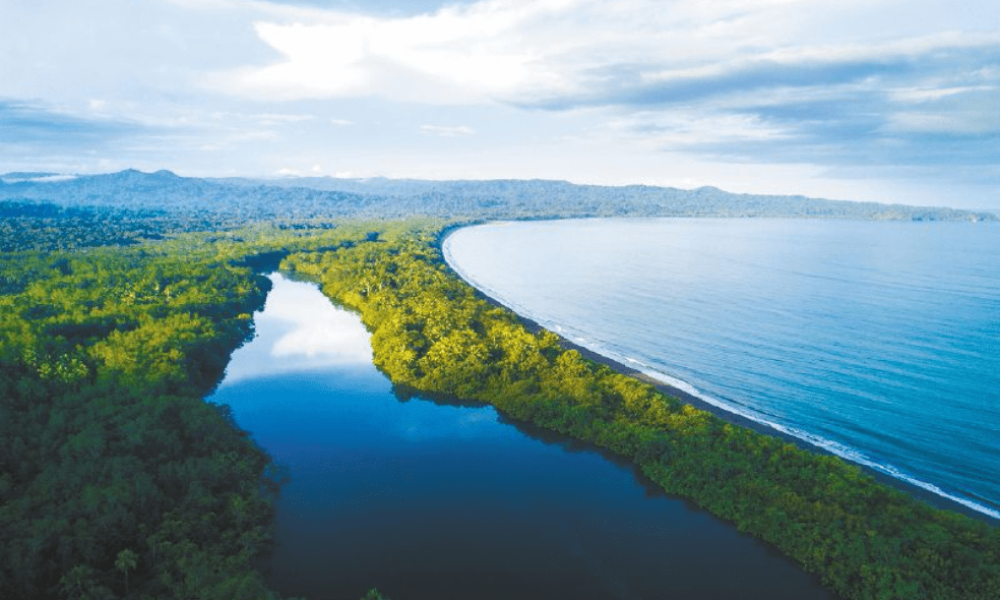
212 0 599 102
884 109 1000 136
253 112 316 125
209 0 1000 156
420 124 476 137
3 0 998 207
608 111 793 148
0 174 79 184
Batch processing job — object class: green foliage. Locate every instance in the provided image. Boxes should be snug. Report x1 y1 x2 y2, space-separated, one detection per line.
0 238 298 599
5 208 997 600
284 222 1000 600
114 549 138 595
0 200 170 252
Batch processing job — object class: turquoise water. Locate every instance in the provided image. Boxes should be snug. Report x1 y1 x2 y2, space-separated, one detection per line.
208 274 836 600
444 218 1000 520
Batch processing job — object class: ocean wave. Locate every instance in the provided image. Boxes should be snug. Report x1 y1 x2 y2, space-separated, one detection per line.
444 233 1000 521
631 362 1000 521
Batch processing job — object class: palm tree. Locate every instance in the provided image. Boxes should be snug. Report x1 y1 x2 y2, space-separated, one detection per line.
115 549 138 596
59 565 94 599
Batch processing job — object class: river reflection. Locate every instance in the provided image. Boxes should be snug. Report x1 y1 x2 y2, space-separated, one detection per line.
208 274 836 600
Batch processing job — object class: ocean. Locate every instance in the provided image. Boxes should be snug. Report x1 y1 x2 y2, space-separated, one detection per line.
443 218 1000 520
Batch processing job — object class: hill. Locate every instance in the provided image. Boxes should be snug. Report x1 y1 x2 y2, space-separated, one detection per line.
2 169 993 225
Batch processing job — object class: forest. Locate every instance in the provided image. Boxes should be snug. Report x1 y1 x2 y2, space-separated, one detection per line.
1 176 998 600
0 218 398 599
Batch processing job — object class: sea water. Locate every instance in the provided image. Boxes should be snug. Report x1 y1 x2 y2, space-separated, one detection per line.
443 218 1000 520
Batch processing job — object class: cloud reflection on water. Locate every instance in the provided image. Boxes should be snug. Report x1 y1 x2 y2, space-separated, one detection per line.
219 273 373 385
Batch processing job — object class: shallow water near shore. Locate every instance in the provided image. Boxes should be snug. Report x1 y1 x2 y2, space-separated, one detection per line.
208 273 836 600
444 218 1000 520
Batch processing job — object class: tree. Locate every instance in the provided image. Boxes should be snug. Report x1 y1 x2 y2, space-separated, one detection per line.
115 548 138 596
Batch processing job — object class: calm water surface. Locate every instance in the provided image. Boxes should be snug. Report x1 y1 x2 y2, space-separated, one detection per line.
444 218 1000 520
208 273 836 600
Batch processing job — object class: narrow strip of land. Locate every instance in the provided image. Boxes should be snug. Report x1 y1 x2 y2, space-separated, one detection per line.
501 296 991 523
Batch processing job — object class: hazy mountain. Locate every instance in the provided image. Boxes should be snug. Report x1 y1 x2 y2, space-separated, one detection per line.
1 169 994 223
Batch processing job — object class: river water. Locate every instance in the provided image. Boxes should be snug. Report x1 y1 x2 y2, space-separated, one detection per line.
443 218 1000 520
208 273 835 600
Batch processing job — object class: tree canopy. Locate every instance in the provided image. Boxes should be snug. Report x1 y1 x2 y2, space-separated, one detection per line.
2 200 998 600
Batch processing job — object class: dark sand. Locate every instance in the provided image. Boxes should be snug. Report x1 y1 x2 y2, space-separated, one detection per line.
479 291 994 523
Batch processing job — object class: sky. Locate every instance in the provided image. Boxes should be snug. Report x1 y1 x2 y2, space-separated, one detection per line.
1 0 998 209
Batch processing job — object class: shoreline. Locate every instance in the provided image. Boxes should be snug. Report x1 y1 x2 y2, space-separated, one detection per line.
467 285 994 524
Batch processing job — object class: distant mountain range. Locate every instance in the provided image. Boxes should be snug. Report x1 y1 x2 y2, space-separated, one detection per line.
1 169 995 223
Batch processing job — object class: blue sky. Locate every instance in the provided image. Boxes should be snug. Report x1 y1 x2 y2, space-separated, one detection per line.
1 0 998 208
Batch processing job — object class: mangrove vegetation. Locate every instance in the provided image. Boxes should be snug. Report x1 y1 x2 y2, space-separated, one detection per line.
0 223 388 599
282 220 1000 600
1 200 998 599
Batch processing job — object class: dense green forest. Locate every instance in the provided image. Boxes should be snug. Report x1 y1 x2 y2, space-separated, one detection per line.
282 222 1000 600
2 188 998 600
0 236 284 599
0 219 400 599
